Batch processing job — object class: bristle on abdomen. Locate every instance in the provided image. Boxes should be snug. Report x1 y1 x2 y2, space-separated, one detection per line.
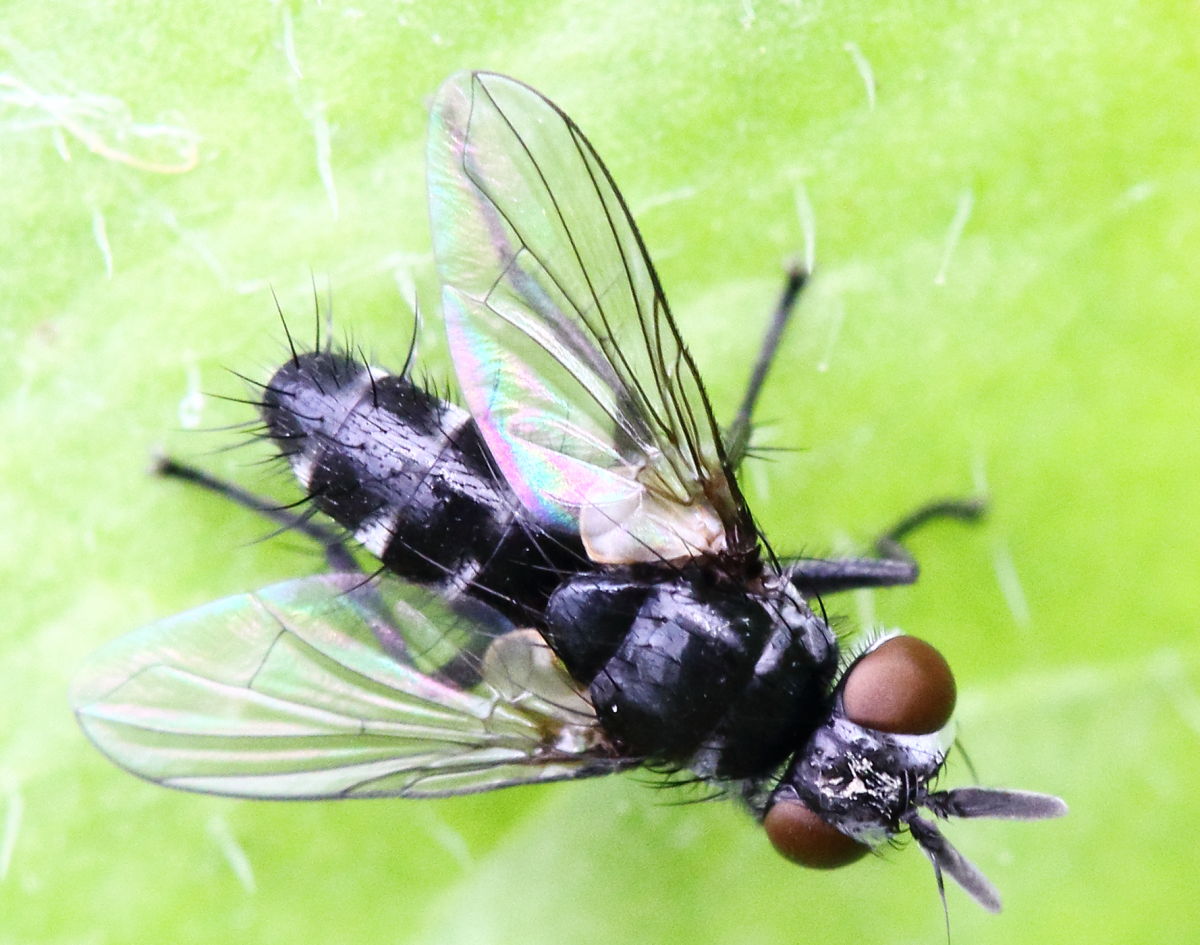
260 351 582 620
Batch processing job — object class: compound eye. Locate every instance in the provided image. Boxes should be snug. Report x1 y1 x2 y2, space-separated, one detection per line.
764 798 868 869
841 635 956 735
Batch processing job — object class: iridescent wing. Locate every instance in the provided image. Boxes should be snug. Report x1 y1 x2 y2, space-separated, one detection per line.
427 71 755 565
71 573 625 799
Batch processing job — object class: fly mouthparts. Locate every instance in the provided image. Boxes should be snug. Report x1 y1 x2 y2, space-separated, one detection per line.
907 787 1067 913
924 786 1069 822
907 811 1003 914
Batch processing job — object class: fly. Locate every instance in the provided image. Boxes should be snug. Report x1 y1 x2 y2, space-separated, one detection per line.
72 72 1065 914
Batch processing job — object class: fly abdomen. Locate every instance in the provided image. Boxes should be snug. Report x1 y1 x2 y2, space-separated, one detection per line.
261 351 581 617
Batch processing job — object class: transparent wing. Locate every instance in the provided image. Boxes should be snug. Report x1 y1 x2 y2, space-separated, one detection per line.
71 573 624 799
428 71 754 565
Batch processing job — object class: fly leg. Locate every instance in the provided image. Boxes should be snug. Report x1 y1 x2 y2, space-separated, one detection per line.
787 498 986 596
154 454 360 573
153 455 425 665
725 264 808 468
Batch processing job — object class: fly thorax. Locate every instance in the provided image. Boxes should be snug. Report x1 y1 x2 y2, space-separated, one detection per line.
545 573 836 774
544 572 763 760
687 581 837 780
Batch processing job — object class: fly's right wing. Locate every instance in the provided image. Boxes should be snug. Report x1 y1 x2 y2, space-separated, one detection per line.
427 72 757 566
72 573 626 799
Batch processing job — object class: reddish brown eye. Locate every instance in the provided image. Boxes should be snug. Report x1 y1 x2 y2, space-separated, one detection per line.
764 798 868 869
841 635 956 735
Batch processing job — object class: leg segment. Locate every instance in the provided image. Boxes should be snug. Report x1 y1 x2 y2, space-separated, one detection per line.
154 454 360 573
787 497 986 596
725 265 808 468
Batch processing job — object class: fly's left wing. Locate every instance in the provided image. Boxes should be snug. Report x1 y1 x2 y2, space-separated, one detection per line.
72 573 624 799
428 72 755 566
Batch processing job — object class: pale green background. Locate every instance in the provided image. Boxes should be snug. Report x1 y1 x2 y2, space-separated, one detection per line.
3 2 1196 943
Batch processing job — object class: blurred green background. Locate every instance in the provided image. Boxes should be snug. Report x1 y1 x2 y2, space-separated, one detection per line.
3 1 1197 943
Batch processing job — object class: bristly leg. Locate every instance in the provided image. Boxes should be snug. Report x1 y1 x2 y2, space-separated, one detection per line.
722 266 988 596
787 497 987 596
725 264 808 469
873 497 986 563
153 454 359 572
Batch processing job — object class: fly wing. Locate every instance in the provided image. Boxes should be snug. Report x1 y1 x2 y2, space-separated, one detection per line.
71 573 623 799
428 71 754 565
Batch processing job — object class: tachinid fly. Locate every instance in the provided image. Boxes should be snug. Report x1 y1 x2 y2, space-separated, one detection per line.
72 72 1065 913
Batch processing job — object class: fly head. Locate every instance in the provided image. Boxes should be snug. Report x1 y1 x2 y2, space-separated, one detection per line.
764 634 1066 910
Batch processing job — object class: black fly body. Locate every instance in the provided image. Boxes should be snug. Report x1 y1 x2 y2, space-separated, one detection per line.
73 72 1065 916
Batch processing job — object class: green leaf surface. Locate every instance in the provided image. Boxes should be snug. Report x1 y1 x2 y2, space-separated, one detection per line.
3 1 1196 943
